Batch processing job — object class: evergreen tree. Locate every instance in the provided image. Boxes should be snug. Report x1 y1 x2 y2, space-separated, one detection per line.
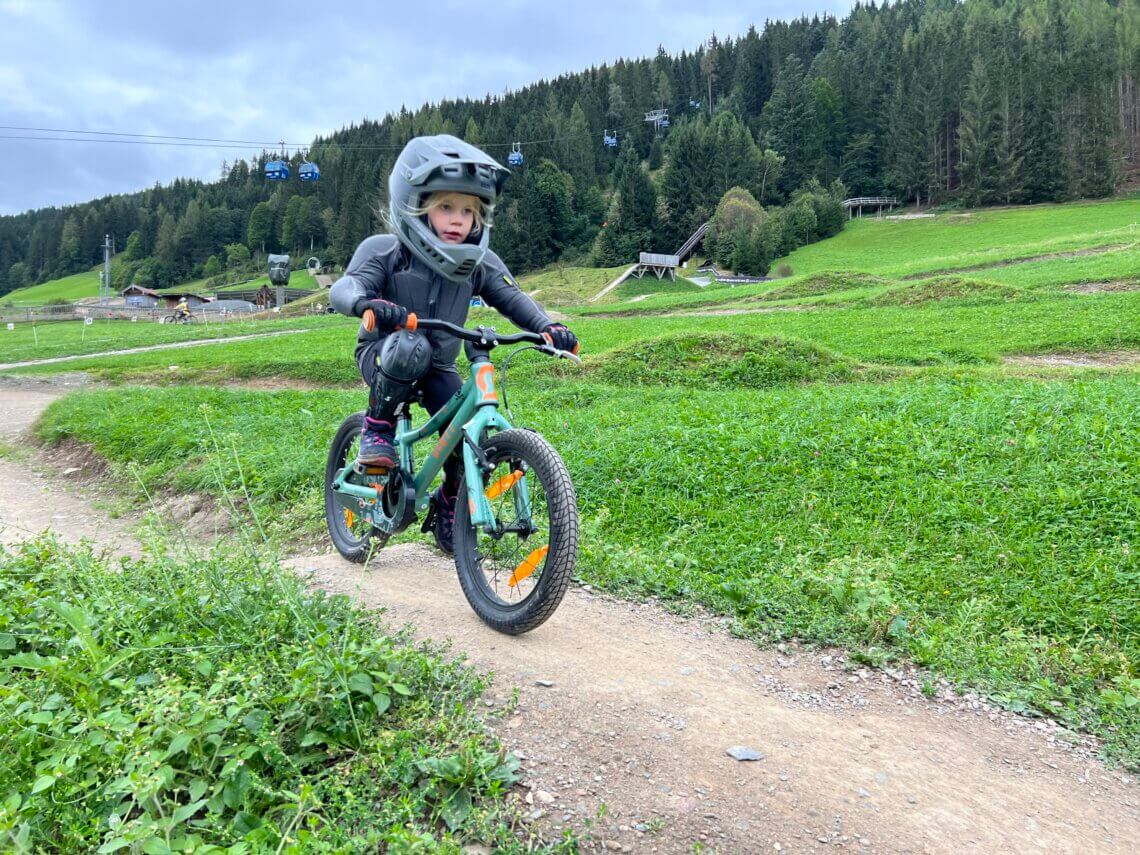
247 202 274 258
958 57 1000 206
57 214 82 273
732 24 771 119
759 55 817 192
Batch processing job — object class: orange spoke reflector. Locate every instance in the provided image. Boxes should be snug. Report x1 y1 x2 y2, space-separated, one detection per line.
344 509 355 529
507 545 549 587
485 470 524 500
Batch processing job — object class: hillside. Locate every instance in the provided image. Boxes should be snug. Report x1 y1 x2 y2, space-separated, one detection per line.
2 0 1137 301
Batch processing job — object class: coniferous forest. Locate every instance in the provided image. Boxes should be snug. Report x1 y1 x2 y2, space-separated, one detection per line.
1 0 1137 295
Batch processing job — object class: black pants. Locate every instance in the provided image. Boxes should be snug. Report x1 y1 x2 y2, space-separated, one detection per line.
356 341 463 493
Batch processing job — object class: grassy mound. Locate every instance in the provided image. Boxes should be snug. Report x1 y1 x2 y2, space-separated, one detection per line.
530 286 588 307
870 277 1024 306
518 264 629 303
756 272 890 302
585 332 857 389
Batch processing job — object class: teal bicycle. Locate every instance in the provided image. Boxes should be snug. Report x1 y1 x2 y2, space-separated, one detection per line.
324 313 580 635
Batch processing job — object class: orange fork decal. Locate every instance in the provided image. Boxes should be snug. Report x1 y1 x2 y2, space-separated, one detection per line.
485 470 523 500
507 545 549 587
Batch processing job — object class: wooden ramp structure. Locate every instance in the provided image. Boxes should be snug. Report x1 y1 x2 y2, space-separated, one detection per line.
675 221 709 261
843 197 898 218
633 252 681 281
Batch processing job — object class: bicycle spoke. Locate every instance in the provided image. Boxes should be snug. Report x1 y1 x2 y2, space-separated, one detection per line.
473 454 549 605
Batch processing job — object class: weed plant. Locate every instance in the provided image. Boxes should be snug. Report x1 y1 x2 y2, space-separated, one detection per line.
0 537 547 851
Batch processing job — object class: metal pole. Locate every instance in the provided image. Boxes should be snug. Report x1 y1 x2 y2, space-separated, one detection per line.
102 234 113 304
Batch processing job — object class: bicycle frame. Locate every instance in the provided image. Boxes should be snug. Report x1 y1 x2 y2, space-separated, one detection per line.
330 358 533 532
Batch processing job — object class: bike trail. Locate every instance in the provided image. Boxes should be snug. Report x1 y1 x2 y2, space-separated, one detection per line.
1 379 1137 853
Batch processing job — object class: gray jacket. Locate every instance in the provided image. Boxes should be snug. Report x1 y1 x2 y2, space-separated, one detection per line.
330 235 552 369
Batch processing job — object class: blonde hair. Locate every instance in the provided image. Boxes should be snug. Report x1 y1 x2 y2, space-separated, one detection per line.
409 191 490 235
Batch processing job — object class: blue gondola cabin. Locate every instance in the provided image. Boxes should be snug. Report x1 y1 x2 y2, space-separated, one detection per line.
265 160 290 180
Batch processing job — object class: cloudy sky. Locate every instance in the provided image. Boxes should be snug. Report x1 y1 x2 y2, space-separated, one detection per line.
0 0 857 216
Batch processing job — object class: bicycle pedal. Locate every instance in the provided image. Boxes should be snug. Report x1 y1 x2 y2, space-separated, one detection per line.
352 462 391 476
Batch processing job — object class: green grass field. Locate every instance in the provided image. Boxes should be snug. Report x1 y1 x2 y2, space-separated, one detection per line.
780 196 1140 279
213 268 319 293
18 195 1140 768
0 268 102 306
1 266 320 309
14 290 1136 382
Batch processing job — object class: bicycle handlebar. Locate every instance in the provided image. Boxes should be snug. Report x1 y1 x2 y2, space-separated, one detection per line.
362 310 581 362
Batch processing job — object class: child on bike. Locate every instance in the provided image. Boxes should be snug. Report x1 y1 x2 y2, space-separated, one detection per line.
329 134 578 554
173 297 190 322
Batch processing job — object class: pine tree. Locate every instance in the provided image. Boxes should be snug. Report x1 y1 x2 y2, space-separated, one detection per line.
56 214 82 273
958 57 1000 206
759 55 817 192
732 24 770 119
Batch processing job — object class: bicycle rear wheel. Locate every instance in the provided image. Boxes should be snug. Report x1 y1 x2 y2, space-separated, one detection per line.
453 428 578 635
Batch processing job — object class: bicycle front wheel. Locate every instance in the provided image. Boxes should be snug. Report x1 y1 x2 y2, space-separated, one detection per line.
453 428 578 635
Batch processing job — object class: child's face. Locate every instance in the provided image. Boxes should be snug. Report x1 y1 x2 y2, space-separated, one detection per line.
427 193 479 244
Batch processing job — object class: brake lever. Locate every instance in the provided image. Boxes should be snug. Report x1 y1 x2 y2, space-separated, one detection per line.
537 343 582 365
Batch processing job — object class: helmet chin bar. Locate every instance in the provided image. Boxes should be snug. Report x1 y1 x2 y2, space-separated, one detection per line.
400 215 487 283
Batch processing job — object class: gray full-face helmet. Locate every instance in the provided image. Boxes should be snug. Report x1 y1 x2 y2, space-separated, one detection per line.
388 135 510 282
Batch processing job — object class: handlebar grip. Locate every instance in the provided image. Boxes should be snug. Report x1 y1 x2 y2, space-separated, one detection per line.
362 308 376 333
404 312 418 332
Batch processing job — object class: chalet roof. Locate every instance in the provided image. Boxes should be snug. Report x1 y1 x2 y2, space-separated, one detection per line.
122 285 159 297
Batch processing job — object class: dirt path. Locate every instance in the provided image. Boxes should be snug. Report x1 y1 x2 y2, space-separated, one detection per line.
0 328 308 372
2 381 1137 853
0 378 140 555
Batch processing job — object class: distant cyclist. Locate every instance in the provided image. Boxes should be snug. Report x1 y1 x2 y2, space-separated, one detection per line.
172 297 191 322
328 134 579 553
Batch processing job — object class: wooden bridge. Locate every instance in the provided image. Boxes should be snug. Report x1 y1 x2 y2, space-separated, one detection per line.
843 197 898 218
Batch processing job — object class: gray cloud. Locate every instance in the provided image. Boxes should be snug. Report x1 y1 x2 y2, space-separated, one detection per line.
0 0 857 214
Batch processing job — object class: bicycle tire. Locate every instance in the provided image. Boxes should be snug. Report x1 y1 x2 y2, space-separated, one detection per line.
453 428 578 635
324 411 382 562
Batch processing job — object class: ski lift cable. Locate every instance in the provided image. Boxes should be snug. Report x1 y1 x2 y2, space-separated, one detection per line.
0 124 308 146
0 96 702 155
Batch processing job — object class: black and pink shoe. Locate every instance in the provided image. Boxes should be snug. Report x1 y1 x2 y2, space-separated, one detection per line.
356 417 397 468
